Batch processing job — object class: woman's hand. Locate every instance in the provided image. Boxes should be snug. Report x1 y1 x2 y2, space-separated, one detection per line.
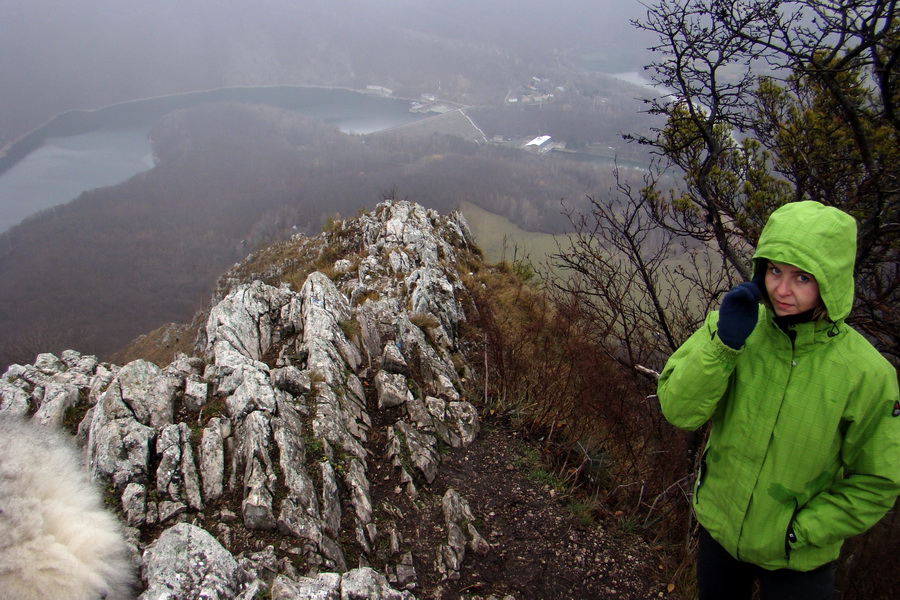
716 279 763 349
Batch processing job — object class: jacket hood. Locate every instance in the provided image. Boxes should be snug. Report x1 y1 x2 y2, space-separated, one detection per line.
752 201 857 322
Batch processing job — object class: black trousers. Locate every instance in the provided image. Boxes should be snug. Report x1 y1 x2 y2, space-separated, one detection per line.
697 527 836 600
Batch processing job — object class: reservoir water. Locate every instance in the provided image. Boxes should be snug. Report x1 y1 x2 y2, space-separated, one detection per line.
0 128 156 233
0 86 428 233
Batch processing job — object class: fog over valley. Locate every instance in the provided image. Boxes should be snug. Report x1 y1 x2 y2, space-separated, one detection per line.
0 0 664 366
1 0 654 141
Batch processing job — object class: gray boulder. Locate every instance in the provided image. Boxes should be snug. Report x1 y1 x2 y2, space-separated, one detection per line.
139 523 250 600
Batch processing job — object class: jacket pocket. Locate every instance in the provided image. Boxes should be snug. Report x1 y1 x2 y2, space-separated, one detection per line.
784 500 800 559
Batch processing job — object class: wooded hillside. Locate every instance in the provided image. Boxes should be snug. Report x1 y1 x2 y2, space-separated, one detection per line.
0 99 657 367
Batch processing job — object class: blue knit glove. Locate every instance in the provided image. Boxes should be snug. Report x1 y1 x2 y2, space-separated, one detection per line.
717 280 762 349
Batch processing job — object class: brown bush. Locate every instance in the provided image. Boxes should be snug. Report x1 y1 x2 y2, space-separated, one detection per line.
462 261 697 591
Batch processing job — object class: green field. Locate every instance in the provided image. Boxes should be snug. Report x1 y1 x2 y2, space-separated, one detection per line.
458 200 574 275
459 199 720 309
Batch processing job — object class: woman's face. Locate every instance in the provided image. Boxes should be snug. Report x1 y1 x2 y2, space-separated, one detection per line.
764 261 822 317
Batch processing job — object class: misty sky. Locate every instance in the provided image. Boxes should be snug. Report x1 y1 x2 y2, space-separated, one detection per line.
0 0 656 142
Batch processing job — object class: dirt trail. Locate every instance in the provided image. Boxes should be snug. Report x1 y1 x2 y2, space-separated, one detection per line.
369 412 668 600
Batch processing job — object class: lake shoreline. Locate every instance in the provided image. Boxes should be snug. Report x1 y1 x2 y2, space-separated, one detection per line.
0 84 429 175
0 85 435 233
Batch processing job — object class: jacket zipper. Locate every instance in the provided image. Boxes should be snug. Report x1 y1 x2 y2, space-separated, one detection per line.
696 447 709 491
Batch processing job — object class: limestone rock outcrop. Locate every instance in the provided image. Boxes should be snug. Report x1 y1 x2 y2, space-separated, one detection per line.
0 201 484 598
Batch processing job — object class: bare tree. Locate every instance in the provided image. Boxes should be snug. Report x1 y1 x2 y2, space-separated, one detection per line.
626 0 791 280
629 0 899 359
549 166 730 373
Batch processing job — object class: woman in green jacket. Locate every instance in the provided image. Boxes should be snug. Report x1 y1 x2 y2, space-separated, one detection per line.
658 201 900 599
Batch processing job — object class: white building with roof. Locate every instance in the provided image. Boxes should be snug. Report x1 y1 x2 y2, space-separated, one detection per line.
525 135 551 149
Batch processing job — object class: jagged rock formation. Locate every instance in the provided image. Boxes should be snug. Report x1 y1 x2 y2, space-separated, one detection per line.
0 201 491 599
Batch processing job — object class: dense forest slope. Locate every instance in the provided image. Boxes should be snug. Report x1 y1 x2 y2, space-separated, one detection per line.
0 100 655 367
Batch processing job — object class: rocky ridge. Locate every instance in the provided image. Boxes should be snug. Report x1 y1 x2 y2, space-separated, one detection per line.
0 201 663 599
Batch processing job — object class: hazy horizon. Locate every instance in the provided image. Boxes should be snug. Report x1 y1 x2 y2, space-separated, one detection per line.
0 0 655 141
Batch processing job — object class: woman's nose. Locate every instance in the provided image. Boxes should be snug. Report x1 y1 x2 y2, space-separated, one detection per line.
776 279 792 296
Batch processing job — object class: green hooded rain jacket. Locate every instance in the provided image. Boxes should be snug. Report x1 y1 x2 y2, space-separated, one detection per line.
658 201 900 571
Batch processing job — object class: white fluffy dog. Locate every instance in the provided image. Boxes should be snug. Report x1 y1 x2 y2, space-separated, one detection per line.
0 417 135 600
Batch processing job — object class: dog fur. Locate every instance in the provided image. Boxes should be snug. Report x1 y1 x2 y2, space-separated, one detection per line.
0 417 135 600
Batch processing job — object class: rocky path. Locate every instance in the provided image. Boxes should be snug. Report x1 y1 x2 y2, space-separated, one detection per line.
402 419 666 599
